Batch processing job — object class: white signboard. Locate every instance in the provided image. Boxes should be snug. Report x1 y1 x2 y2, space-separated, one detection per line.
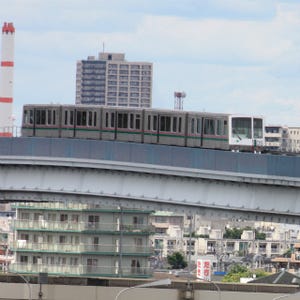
196 259 211 281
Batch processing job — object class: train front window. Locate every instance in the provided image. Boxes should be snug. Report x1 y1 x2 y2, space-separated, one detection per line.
231 117 251 139
254 118 263 138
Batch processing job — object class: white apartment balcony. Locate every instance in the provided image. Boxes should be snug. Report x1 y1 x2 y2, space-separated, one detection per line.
13 219 154 234
12 242 152 255
9 263 152 278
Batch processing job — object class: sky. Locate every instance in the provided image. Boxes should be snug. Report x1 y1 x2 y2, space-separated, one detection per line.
1 0 300 127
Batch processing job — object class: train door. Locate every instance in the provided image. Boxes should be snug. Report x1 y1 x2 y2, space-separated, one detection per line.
186 114 202 147
61 106 75 138
102 108 116 141
143 110 159 144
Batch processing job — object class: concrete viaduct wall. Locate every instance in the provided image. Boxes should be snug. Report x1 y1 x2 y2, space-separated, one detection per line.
0 137 300 222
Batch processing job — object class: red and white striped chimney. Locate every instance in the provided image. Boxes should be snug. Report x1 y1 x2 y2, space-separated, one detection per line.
0 22 15 137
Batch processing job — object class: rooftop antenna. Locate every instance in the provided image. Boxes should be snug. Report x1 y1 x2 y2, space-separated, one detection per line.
174 91 186 110
102 42 105 53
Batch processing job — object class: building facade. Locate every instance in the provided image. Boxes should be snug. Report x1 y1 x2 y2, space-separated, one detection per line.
10 202 154 278
76 52 152 108
150 213 299 272
264 125 285 152
286 127 300 153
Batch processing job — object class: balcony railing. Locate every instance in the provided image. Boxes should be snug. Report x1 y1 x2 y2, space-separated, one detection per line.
12 242 153 255
13 219 154 234
9 263 153 278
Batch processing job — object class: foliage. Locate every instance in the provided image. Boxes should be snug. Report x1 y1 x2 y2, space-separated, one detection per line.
223 228 243 239
283 248 292 258
183 233 209 238
222 264 270 283
223 227 266 240
254 230 266 240
167 252 187 269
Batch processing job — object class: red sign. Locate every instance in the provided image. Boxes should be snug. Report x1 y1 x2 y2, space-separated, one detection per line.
196 259 211 281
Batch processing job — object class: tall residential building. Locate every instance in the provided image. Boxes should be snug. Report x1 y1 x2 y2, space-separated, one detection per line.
76 52 153 108
10 202 154 278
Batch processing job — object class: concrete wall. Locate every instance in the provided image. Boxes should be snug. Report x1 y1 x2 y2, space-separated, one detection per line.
0 282 298 300
2 137 300 178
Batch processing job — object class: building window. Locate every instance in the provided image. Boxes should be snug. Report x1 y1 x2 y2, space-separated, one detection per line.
59 235 66 244
20 255 28 263
60 214 68 222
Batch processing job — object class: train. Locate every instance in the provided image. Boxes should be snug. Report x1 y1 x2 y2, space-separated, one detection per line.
21 104 265 152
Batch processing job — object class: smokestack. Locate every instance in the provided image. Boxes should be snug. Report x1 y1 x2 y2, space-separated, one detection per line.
0 22 15 137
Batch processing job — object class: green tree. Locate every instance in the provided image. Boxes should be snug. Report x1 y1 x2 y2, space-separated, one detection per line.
222 264 269 282
167 252 187 269
223 228 243 239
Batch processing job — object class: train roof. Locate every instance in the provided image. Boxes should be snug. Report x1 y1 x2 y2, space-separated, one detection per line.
23 104 264 119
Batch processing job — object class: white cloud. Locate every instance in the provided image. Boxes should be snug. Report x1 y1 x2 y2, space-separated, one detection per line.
1 0 300 127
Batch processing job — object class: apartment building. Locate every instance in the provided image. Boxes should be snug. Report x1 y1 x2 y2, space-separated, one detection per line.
264 125 285 152
150 212 184 258
10 202 154 278
286 127 300 153
150 213 299 268
76 52 152 108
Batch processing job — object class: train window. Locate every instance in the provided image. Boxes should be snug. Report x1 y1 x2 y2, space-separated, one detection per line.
70 111 74 125
77 111 87 126
130 113 134 129
47 110 52 125
64 111 68 125
254 118 263 138
191 118 195 134
105 113 109 128
197 118 201 133
136 114 141 129
24 110 33 125
224 120 228 135
216 120 222 135
147 116 151 130
111 113 115 128
36 110 46 125
118 113 128 129
153 116 157 131
178 117 182 132
94 112 97 127
204 119 215 135
88 111 93 126
160 116 171 132
173 117 177 132
231 117 251 138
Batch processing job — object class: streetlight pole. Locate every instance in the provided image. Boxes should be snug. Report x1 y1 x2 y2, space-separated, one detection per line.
114 278 171 300
197 277 221 300
187 215 193 291
8 272 32 300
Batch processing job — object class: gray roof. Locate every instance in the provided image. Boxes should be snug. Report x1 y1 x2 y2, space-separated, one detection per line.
249 270 300 285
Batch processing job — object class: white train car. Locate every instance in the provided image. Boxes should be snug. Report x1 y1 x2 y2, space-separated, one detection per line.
21 104 264 152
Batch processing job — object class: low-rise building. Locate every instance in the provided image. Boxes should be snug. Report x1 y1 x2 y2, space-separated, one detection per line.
271 243 300 272
265 125 285 152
